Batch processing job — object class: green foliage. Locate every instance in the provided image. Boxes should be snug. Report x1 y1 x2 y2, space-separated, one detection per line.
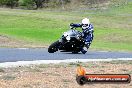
0 0 130 10
33 0 45 9
21 0 35 9
19 0 46 9
0 0 19 8
0 0 4 5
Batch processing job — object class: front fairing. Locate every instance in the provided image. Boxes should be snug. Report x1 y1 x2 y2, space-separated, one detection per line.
66 30 82 37
59 29 84 51
61 29 82 41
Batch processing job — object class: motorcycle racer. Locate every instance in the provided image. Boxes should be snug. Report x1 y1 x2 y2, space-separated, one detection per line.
70 18 94 54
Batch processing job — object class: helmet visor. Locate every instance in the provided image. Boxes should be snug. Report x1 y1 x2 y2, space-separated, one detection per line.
82 24 88 26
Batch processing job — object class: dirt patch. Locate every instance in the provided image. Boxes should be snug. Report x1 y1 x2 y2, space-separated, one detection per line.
0 35 48 48
0 61 132 88
0 35 25 47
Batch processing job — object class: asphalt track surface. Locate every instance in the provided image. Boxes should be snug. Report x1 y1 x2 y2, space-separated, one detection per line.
0 48 132 63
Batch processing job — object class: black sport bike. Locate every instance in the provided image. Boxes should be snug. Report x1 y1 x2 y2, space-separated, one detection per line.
48 28 85 54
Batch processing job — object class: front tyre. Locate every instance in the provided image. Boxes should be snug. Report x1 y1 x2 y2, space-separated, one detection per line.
48 40 60 53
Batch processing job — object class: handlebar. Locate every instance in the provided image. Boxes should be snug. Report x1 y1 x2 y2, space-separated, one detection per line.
70 26 77 30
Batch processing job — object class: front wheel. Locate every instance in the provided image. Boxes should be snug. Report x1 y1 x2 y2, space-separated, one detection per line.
48 40 60 53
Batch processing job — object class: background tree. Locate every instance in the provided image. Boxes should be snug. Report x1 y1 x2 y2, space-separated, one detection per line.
7 0 19 8
0 0 128 10
33 0 45 9
21 0 35 9
0 0 19 8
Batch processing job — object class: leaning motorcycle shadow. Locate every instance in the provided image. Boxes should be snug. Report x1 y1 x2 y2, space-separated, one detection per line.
62 52 82 54
60 51 100 56
60 51 88 54
59 50 81 54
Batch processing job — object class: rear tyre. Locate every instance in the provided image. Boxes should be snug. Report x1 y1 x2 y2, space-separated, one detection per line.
48 40 60 53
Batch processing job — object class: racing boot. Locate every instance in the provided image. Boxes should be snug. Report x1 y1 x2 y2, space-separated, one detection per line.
81 47 87 54
81 43 90 54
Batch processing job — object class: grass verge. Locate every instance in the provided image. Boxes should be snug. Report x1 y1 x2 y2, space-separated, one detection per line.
0 2 132 51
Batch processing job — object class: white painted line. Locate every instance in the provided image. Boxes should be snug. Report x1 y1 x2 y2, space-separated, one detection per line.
17 48 28 50
0 58 132 68
98 51 109 52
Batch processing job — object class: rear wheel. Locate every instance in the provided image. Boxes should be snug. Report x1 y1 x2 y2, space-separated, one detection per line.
48 40 60 53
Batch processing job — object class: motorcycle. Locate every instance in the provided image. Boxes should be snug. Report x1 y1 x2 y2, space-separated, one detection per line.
48 27 85 54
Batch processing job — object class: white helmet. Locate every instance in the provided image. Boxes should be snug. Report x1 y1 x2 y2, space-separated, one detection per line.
82 18 90 25
82 18 90 29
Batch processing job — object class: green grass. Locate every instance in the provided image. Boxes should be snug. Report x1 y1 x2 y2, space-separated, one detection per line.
0 2 132 51
92 28 132 51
